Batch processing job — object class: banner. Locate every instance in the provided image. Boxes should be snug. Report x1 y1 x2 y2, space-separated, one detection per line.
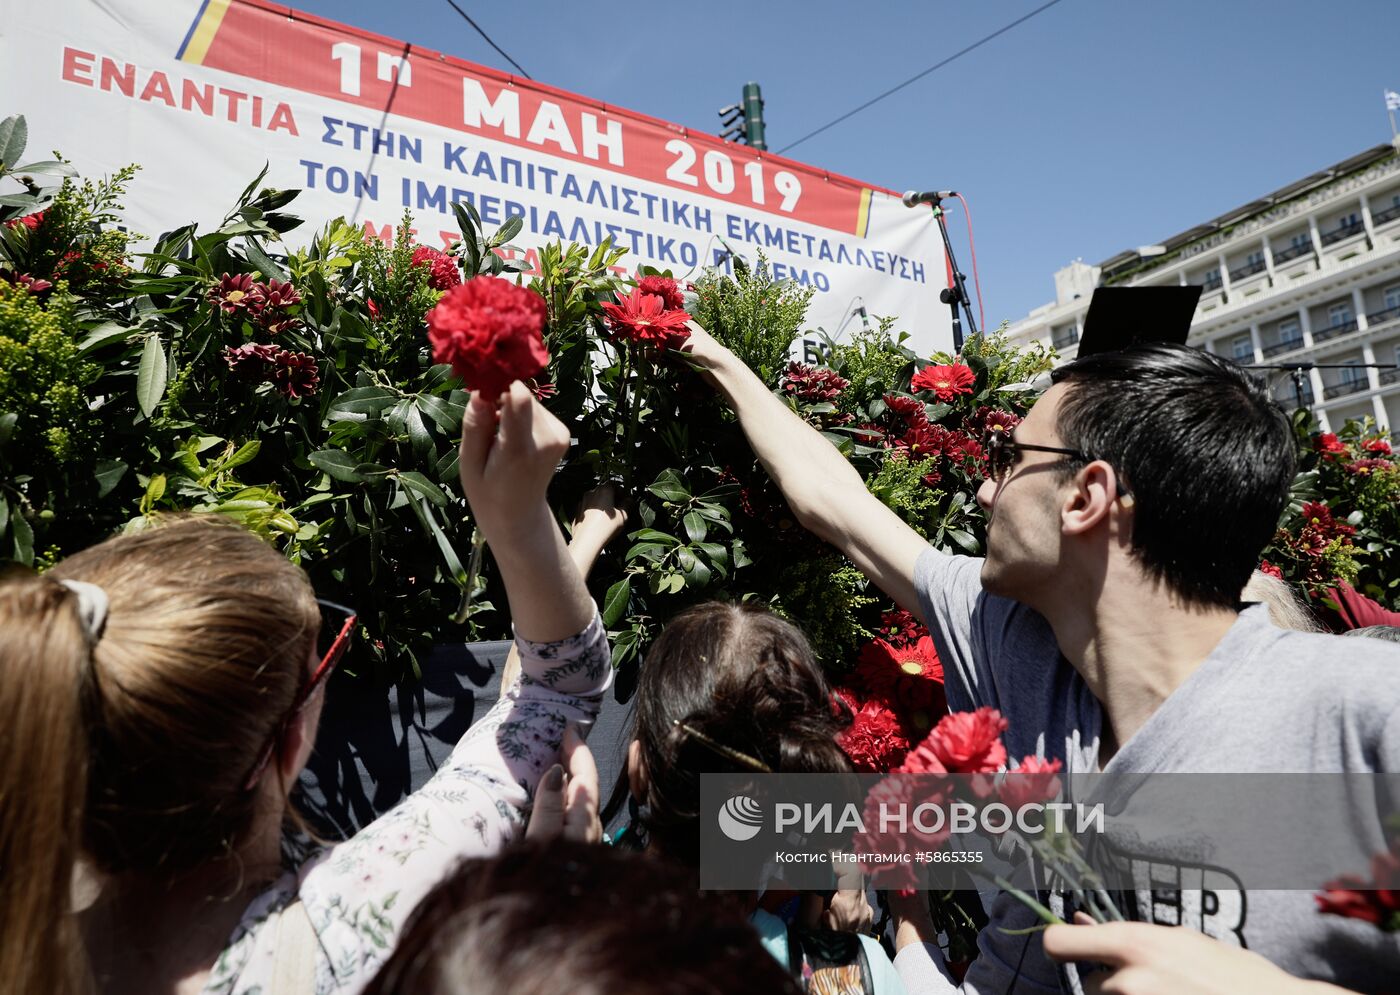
0 0 952 353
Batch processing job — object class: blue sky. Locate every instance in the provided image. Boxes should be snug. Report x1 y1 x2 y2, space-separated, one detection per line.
290 0 1400 325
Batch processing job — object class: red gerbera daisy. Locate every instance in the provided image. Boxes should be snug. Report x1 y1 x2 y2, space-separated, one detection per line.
910 362 976 401
599 286 693 350
636 274 686 311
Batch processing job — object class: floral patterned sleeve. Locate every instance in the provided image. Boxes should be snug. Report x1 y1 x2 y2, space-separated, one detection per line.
201 611 611 995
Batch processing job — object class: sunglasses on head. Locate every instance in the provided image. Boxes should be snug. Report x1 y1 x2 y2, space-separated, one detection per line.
243 598 356 791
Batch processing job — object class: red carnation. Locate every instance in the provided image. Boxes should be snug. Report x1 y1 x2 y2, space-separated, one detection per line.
782 361 850 403
1315 433 1348 459
852 776 925 890
427 276 549 400
636 274 686 312
1258 560 1283 579
838 700 912 772
5 211 44 231
998 755 1063 814
273 350 320 398
411 245 462 291
1361 437 1393 456
907 707 1008 775
599 286 693 350
223 342 279 378
1316 846 1400 931
911 362 976 401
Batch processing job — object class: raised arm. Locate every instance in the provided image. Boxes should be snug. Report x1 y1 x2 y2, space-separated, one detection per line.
683 322 928 619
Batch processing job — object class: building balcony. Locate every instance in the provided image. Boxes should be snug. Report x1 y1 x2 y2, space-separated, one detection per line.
1261 339 1303 358
1366 304 1400 327
1322 379 1368 400
1272 241 1313 263
1382 367 1400 386
1320 220 1367 246
1201 275 1224 292
1312 318 1359 342
1372 203 1400 226
1228 259 1268 281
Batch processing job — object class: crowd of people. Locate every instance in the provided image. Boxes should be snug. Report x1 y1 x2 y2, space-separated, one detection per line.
2 324 1398 995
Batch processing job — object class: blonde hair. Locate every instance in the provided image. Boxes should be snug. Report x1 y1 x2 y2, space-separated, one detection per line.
0 516 318 994
1241 570 1322 633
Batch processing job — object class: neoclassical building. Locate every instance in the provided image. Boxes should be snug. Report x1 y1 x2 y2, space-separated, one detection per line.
1007 143 1400 433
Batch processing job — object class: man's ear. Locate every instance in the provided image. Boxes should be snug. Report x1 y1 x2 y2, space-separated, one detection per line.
1061 461 1125 537
627 739 647 800
276 708 313 786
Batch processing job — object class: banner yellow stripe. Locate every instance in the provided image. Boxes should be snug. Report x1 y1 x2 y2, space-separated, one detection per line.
181 0 232 65
856 188 873 239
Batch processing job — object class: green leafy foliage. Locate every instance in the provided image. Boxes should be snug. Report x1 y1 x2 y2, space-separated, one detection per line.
690 251 815 385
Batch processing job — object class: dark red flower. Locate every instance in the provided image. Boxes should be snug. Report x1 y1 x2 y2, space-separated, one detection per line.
781 361 850 403
852 422 885 446
211 273 257 313
411 245 462 291
837 700 912 772
636 274 686 311
945 431 986 468
1258 560 1283 579
526 378 557 400
1300 501 1336 532
851 776 924 890
911 362 976 401
273 350 320 398
1348 459 1391 476
1315 433 1348 459
878 608 927 645
853 636 945 723
366 298 381 322
907 707 1008 775
222 342 279 378
2 271 53 294
1316 846 1400 931
1361 437 1393 456
889 422 950 458
427 276 549 400
244 278 302 333
979 408 1021 441
998 755 1063 814
599 286 693 350
883 393 929 428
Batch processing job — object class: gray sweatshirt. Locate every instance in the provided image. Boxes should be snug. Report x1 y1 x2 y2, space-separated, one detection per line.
914 548 1400 995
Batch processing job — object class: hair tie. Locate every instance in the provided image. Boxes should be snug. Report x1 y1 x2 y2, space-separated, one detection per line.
59 580 110 645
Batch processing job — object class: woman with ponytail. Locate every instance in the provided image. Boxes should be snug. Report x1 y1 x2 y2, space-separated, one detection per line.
0 382 612 995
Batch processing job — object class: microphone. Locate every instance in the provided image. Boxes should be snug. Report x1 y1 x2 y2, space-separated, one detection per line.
902 189 956 207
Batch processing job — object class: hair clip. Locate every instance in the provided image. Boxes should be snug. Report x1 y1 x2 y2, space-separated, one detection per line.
674 720 773 773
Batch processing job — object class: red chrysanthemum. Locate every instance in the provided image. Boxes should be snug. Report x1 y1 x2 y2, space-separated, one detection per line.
426 276 549 399
1362 437 1393 456
906 706 1008 775
1258 559 1283 579
837 700 912 773
911 362 976 401
878 608 927 645
1348 458 1391 476
273 350 320 398
945 431 986 469
781 361 850 403
222 342 280 378
636 274 686 312
599 286 693 350
883 393 929 428
211 273 257 313
1316 846 1400 931
889 422 951 458
852 422 885 446
998 755 1063 814
1315 433 1348 459
411 245 462 292
244 278 303 333
979 408 1021 441
1300 501 1336 532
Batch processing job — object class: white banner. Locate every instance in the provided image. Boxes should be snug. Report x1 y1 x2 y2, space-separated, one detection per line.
0 0 952 353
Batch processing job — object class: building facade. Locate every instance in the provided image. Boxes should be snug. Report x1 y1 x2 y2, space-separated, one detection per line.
1006 145 1400 434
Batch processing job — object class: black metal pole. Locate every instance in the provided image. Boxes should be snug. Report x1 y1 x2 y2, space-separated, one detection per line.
929 197 976 352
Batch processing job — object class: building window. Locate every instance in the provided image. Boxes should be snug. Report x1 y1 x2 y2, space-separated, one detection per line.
1340 360 1364 386
1385 285 1400 311
1247 250 1264 268
1328 302 1354 327
1279 318 1302 343
1291 233 1311 249
1340 212 1360 228
1051 324 1079 349
1231 336 1254 362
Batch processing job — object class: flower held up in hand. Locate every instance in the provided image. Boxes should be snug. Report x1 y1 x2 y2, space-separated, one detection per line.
907 706 1008 775
600 285 692 350
427 276 549 400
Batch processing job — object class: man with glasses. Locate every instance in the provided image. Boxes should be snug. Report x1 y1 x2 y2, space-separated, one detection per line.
681 325 1400 993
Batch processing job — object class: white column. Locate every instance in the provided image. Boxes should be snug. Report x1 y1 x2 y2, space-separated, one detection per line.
1308 216 1324 266
1299 306 1315 348
1375 394 1389 428
1354 287 1369 332
1363 341 1380 391
1249 322 1263 364
1310 366 1329 430
1360 192 1376 250
1261 237 1276 285
1217 253 1231 300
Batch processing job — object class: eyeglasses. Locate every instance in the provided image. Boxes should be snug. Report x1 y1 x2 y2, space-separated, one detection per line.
982 429 1134 503
243 598 356 790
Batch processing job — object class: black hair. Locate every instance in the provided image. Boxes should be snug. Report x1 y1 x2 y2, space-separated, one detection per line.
360 841 801 995
1051 342 1295 609
602 602 852 865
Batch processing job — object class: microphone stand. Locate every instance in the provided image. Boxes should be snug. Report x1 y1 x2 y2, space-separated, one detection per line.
925 195 977 353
